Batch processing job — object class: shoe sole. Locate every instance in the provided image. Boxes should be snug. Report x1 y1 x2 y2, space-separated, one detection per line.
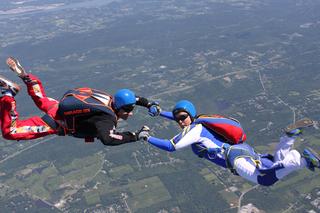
0 74 20 93
304 147 320 168
6 57 27 77
284 118 314 133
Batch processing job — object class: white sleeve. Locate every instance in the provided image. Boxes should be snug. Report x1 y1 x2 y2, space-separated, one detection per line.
173 124 202 150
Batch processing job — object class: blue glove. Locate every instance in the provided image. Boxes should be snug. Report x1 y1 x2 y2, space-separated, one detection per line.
207 148 222 154
195 144 220 158
148 102 161 117
207 148 222 159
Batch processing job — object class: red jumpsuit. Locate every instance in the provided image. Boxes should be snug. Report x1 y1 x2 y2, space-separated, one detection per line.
0 74 59 140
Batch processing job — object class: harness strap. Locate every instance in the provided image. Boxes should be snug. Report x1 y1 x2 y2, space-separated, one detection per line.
41 114 59 129
225 150 239 175
41 114 66 136
225 145 261 175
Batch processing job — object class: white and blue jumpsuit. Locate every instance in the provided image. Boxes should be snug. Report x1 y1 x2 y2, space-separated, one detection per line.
147 111 308 186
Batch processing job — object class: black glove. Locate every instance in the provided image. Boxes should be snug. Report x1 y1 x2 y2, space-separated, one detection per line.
136 126 150 141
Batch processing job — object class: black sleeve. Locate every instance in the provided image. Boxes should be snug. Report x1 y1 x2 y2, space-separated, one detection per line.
94 118 138 146
135 96 151 108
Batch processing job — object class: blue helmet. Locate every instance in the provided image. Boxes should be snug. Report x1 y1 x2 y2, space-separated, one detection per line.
113 89 136 110
172 100 196 118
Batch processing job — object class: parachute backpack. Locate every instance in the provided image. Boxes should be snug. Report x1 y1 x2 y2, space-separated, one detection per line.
195 114 246 145
57 87 116 135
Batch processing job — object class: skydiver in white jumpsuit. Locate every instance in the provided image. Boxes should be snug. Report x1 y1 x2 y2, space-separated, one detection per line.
139 100 320 186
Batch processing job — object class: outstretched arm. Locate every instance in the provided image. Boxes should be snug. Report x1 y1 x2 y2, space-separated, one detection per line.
147 124 202 152
92 115 138 146
148 137 175 152
135 96 151 108
136 96 174 120
135 96 162 117
159 111 175 121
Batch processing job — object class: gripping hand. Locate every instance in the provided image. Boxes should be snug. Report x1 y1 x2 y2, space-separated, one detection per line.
137 125 150 141
207 148 222 155
148 102 161 117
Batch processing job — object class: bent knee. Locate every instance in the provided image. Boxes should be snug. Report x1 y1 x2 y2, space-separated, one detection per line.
2 132 25 140
3 133 18 140
257 174 278 186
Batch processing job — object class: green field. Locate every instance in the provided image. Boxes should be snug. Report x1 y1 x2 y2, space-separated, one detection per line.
127 176 171 211
109 164 134 178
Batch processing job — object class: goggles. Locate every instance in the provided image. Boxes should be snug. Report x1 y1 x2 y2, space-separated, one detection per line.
174 113 189 122
121 104 135 113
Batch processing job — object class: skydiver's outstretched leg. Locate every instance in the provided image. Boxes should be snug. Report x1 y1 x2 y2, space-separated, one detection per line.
0 75 57 140
267 135 307 179
273 148 307 179
272 119 316 178
6 57 60 120
273 136 296 162
232 141 310 186
231 120 318 186
274 145 320 179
